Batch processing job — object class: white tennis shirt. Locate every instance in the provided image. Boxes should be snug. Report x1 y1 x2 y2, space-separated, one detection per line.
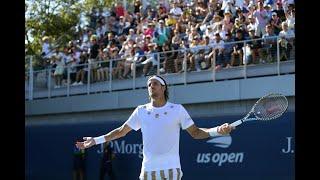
125 102 194 174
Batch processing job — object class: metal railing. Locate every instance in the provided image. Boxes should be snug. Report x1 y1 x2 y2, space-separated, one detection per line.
25 36 295 100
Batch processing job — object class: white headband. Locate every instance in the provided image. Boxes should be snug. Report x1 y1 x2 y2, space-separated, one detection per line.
147 76 166 86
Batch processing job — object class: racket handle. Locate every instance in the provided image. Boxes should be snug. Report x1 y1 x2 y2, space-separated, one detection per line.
230 120 242 127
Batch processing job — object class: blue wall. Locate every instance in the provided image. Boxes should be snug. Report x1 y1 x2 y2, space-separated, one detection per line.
25 112 294 180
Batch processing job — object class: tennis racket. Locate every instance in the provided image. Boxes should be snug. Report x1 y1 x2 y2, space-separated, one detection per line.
230 93 288 127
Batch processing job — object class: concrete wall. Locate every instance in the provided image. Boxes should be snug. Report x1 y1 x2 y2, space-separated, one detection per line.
26 74 294 116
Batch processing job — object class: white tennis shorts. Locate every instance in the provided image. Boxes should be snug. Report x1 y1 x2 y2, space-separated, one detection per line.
139 168 183 180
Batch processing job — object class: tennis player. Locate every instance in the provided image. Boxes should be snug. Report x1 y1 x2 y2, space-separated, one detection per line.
76 75 235 179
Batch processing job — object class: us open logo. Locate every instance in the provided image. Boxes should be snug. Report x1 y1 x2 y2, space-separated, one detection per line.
197 135 244 166
206 135 232 148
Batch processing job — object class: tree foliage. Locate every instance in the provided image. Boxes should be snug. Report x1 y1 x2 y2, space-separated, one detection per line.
25 0 129 57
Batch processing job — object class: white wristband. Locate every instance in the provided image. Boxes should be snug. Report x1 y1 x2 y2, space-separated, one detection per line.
93 135 106 145
208 127 222 137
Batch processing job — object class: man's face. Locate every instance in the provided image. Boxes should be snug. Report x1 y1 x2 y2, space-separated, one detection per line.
266 26 272 33
282 24 288 31
236 32 242 38
215 35 221 41
148 79 165 99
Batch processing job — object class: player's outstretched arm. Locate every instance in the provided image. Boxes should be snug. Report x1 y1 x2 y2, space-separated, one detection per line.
76 124 132 150
186 123 235 139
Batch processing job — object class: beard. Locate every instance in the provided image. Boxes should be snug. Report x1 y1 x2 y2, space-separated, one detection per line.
150 92 158 99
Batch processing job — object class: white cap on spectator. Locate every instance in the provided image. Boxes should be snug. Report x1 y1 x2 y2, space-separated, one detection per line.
42 36 50 41
224 11 232 16
248 27 255 32
213 14 222 20
248 2 255 8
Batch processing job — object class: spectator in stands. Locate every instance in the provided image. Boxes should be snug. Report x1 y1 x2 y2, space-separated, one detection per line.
110 47 124 80
157 4 168 21
232 17 246 35
273 2 286 22
122 49 135 79
279 22 295 40
231 29 245 66
278 21 294 61
241 0 251 14
235 7 247 26
170 2 183 18
141 43 158 76
73 143 86 180
60 46 72 85
222 11 234 33
117 16 131 35
247 2 256 17
188 27 201 44
99 142 116 180
263 4 273 21
173 40 187 73
223 0 237 17
96 48 109 82
165 13 177 27
126 28 138 42
144 8 153 21
133 0 142 14
114 2 126 19
201 36 214 69
204 25 215 42
247 14 257 35
253 0 269 37
261 24 277 63
73 51 88 86
179 11 194 26
222 32 234 68
285 9 295 31
246 27 263 64
142 35 152 52
208 33 225 70
76 75 234 180
131 44 145 77
215 23 228 41
159 43 174 74
171 30 182 50
41 36 53 68
96 22 106 40
154 20 170 52
194 2 207 23
119 39 135 59
107 16 118 35
188 37 203 72
269 12 282 35
64 46 80 84
144 22 155 37
88 35 100 82
88 8 98 29
134 32 145 49
206 13 221 31
53 55 65 88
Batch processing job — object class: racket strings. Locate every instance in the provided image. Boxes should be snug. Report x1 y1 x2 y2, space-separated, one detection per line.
254 95 288 120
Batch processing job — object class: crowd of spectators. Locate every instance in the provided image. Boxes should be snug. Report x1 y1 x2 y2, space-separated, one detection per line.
39 0 295 88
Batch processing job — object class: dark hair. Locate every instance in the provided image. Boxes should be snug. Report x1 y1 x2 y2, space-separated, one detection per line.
148 75 169 101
